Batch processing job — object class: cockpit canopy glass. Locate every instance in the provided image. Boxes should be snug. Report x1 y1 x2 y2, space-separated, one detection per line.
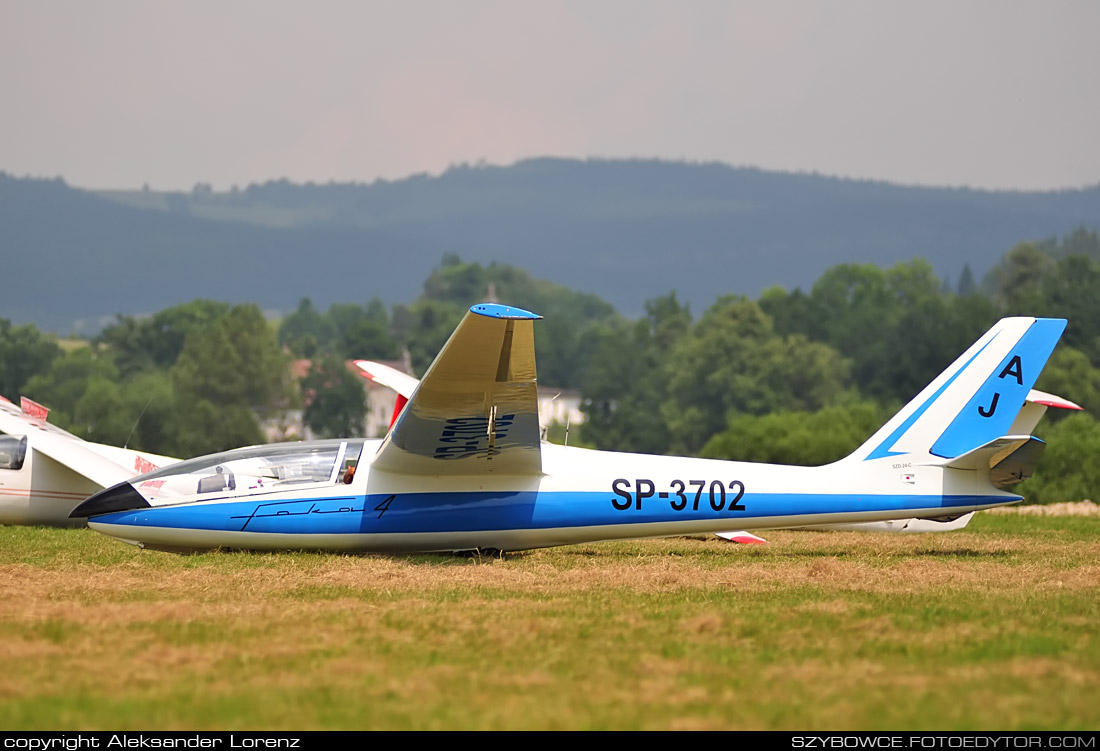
130 439 364 504
0 435 27 470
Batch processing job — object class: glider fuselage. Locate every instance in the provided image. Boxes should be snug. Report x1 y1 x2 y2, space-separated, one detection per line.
83 441 1017 553
73 308 1067 554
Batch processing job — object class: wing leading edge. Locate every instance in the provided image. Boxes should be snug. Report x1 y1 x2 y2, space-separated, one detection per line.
0 401 141 488
370 304 543 476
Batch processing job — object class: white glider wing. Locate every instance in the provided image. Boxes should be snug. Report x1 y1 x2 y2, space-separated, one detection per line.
370 304 543 476
1008 388 1082 435
354 360 418 399
0 402 134 488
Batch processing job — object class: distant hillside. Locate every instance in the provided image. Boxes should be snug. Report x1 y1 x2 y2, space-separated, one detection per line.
3 159 1098 332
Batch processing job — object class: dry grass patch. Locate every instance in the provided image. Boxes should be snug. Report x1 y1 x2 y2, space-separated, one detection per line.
0 516 1097 729
989 501 1100 516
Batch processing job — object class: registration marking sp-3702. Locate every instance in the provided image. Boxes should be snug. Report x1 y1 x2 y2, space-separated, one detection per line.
433 414 516 460
611 478 747 513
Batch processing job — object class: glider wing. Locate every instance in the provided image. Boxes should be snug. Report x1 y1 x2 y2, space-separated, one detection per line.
0 402 134 488
370 304 543 476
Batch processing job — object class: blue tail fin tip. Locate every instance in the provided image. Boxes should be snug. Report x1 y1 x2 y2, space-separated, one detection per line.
469 303 542 320
856 317 1067 462
931 318 1066 458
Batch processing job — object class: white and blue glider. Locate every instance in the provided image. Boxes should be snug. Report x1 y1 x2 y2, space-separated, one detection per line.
72 306 1070 554
354 367 1079 543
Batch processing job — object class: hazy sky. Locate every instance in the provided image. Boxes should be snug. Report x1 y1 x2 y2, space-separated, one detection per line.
3 1 1098 191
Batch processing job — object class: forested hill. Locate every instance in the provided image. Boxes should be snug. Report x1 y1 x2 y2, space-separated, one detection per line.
4 158 1099 333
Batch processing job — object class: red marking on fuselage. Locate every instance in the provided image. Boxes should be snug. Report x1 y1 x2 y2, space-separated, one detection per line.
0 488 89 500
134 456 159 475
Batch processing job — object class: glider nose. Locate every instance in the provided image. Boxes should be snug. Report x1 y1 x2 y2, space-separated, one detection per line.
70 481 151 519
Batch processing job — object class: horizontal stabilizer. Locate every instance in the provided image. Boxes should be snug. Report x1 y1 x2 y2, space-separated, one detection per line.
940 435 1034 470
989 437 1046 488
939 434 1046 489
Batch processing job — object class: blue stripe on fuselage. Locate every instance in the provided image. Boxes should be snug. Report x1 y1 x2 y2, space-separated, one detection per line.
87 490 1011 535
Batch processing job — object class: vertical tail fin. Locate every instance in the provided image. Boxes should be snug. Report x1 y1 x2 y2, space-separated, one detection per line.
847 317 1067 463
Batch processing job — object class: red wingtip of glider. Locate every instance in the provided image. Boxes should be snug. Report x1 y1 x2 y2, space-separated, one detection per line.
715 531 768 544
1033 399 1083 410
1028 389 1083 411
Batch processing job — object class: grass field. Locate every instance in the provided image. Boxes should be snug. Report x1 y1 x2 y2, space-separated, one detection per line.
1 513 1097 731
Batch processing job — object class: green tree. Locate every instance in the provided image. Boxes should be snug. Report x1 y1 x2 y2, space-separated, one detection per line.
1033 255 1100 362
326 303 368 342
1034 346 1100 416
0 320 62 400
147 300 233 366
956 263 977 296
984 242 1055 310
1039 226 1100 260
173 304 293 412
278 297 334 357
1018 413 1100 503
21 350 185 456
400 300 466 374
98 300 231 377
364 297 390 326
880 260 991 402
69 378 140 447
302 357 367 438
765 260 993 404
95 316 158 377
165 401 267 458
415 257 620 388
341 318 399 360
421 257 491 303
170 304 295 454
581 293 691 454
701 401 895 466
109 371 181 455
662 296 851 453
758 285 813 338
22 348 121 430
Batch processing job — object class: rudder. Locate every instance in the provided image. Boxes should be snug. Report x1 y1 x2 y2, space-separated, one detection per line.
849 317 1067 463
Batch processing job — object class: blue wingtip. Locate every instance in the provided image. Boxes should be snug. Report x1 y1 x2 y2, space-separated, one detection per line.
469 303 542 320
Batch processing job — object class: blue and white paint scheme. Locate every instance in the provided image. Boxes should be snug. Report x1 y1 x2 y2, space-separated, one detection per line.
353 360 1080 542
71 307 1070 554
